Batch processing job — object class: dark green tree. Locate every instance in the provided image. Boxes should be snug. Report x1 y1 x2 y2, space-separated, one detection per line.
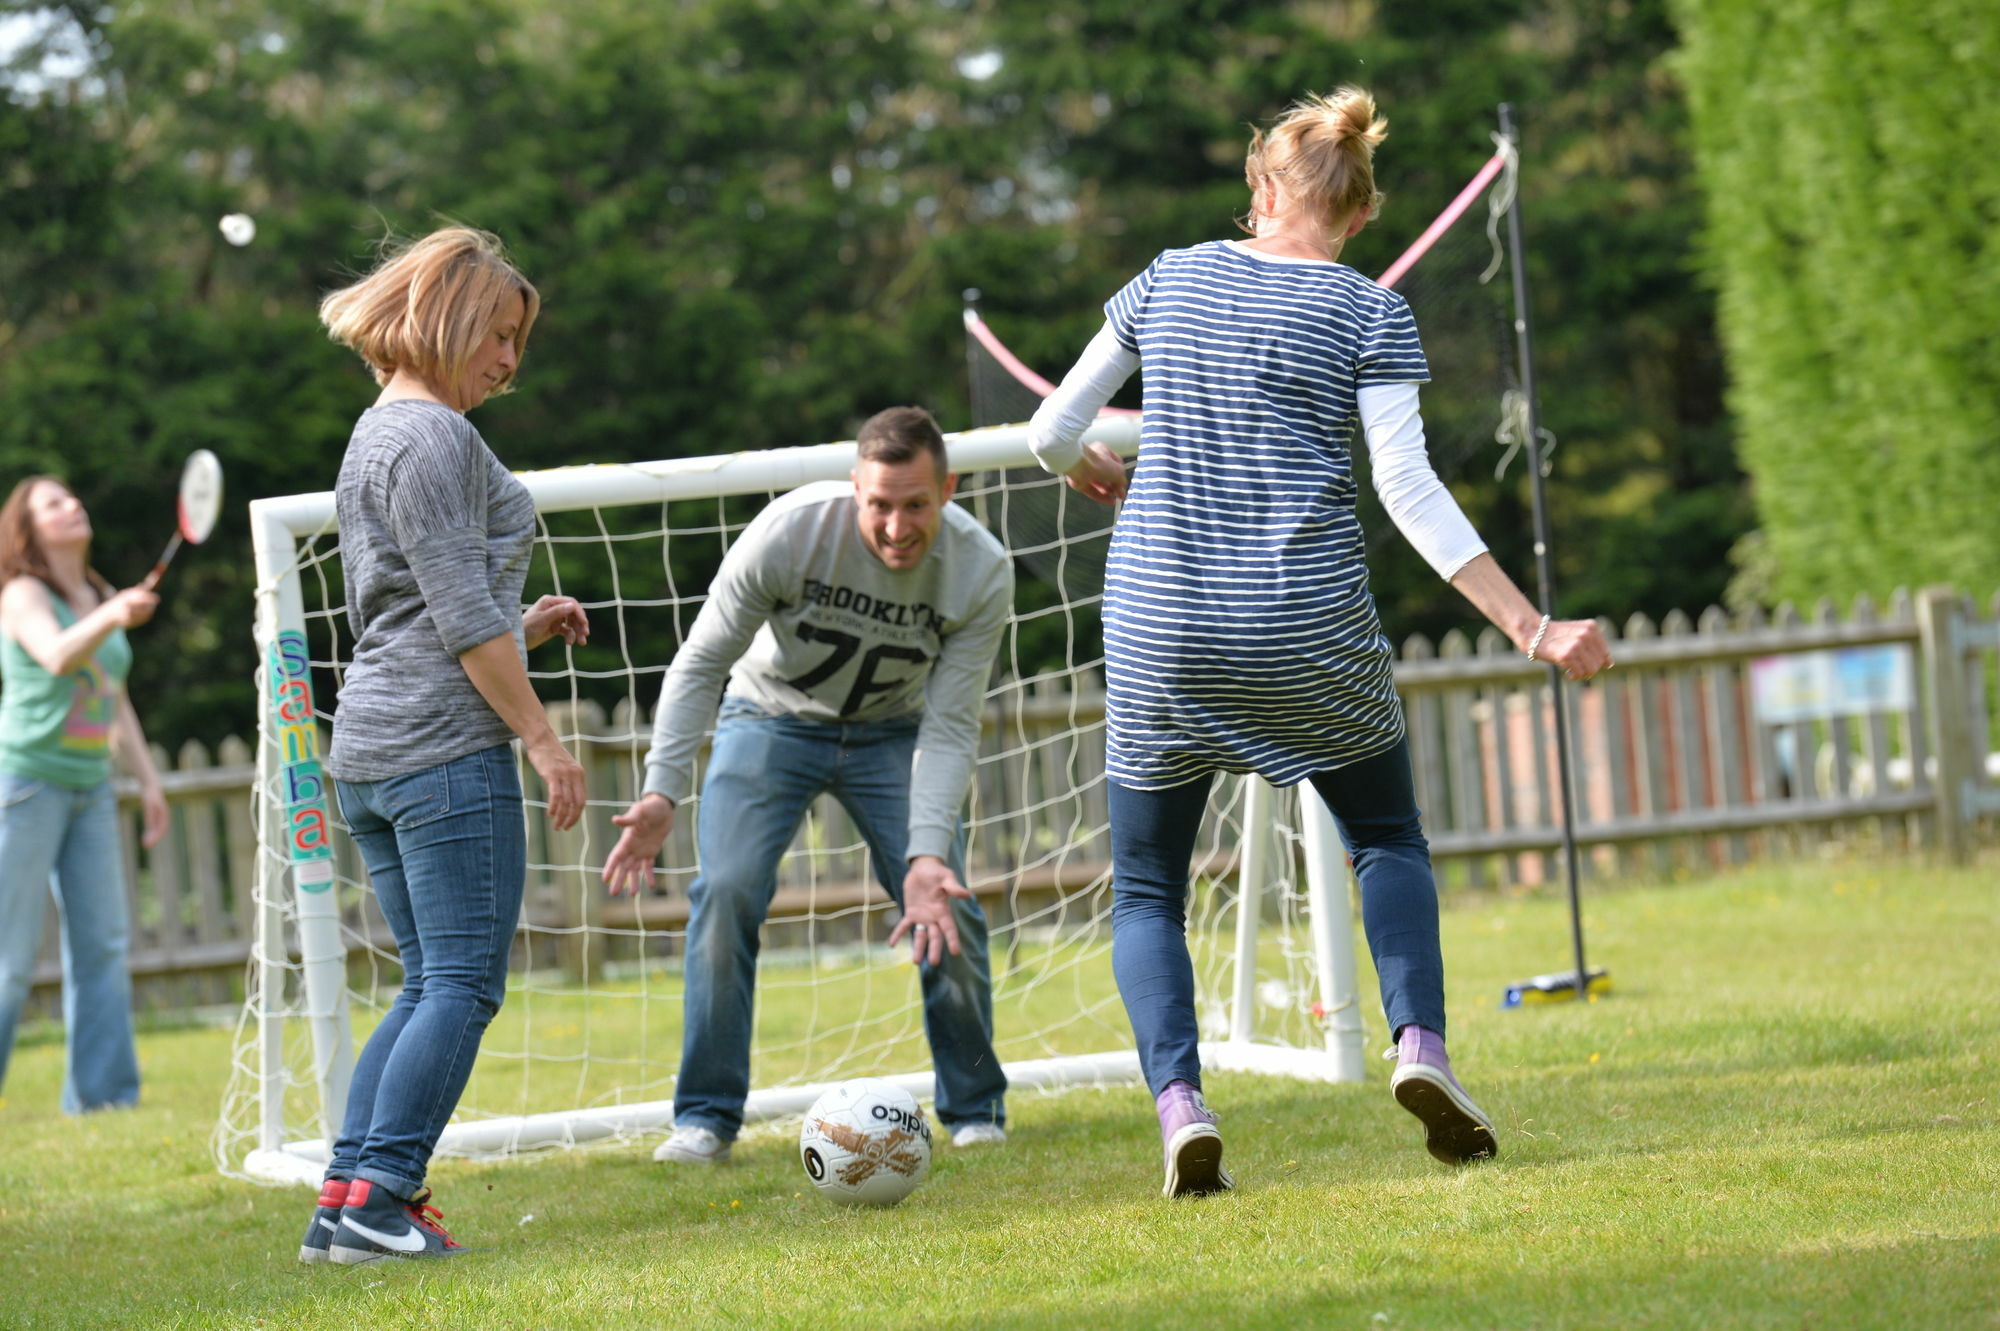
1673 0 2000 604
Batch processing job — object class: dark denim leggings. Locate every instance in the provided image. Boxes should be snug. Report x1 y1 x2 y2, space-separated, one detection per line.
1109 737 1445 1095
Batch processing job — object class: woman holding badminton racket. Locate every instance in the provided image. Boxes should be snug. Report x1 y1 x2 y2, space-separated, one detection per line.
303 227 589 1264
0 478 168 1114
1033 88 1612 1197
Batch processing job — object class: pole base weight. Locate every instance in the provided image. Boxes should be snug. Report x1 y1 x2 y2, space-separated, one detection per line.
1503 967 1612 1007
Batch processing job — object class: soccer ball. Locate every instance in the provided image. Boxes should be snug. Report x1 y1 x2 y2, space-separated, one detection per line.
799 1078 932 1208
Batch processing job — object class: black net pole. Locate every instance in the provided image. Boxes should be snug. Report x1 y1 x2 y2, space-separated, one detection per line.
962 287 994 425
1498 103 1591 998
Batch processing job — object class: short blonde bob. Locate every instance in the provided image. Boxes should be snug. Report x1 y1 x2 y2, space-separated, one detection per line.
319 227 540 402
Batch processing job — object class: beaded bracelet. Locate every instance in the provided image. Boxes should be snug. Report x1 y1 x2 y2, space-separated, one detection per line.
1525 614 1552 663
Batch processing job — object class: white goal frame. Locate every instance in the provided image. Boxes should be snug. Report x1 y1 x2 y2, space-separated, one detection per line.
236 417 1366 1186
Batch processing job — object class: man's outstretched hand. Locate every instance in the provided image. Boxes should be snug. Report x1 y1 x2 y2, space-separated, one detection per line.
889 856 974 966
602 792 674 896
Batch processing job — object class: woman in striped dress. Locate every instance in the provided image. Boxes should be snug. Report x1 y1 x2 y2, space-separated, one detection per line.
1031 88 1612 1197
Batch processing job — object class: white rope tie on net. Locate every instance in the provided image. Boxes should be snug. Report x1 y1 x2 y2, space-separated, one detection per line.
1479 130 1520 286
1478 133 1555 481
1494 387 1558 481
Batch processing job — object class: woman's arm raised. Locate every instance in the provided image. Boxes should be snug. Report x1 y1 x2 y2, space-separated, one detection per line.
0 577 156 677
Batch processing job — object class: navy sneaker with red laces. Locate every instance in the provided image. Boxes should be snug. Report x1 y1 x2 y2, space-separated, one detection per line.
298 1177 350 1263
328 1180 467 1264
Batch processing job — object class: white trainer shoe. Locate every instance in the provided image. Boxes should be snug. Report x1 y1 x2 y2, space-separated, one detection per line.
950 1122 1007 1148
654 1124 732 1164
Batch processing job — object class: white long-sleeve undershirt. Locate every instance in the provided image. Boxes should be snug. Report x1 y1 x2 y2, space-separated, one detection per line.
1027 322 1138 476
1028 321 1488 581
1354 381 1489 579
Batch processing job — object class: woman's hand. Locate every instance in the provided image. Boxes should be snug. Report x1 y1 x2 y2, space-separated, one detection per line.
523 595 589 650
1063 442 1129 506
527 733 586 831
1447 555 1615 683
103 587 160 630
1528 617 1615 683
140 782 169 849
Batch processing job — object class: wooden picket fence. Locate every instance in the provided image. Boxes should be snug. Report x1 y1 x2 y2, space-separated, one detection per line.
22 586 2000 1011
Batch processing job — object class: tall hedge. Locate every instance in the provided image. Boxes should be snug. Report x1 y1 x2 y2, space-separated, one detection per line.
1672 0 2000 602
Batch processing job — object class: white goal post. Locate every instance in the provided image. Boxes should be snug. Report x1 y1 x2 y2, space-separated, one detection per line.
219 417 1367 1187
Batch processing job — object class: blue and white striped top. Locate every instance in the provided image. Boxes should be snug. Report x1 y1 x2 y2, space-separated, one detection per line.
1101 240 1430 790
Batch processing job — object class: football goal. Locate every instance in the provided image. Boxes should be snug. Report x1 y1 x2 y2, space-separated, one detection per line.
216 418 1372 1186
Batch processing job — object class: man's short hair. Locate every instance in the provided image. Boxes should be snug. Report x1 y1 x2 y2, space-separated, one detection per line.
856 406 948 478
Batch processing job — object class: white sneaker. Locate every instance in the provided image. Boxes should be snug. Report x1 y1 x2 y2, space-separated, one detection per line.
950 1122 1007 1148
654 1124 732 1164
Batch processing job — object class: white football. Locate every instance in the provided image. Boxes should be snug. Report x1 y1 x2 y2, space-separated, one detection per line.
799 1078 932 1208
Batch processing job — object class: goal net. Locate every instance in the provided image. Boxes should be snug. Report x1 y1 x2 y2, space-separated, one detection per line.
216 420 1367 1186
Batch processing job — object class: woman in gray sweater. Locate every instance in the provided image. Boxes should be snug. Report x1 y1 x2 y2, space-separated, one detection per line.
300 228 589 1264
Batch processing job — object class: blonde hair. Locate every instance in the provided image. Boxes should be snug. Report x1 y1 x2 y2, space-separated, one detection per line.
1242 87 1389 233
319 227 540 400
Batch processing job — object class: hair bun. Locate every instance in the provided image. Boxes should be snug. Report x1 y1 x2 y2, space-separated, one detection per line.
1313 87 1386 150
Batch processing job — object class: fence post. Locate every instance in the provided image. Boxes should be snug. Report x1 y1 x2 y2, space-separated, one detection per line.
1916 586 1975 863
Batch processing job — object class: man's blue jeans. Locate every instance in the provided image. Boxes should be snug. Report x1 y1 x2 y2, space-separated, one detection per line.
674 699 1007 1139
331 744 525 1199
1109 737 1447 1095
0 774 140 1114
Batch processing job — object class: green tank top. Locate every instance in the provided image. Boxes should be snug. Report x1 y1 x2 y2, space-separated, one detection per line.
0 584 132 789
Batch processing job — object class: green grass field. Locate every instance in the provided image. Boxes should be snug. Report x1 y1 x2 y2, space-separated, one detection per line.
2 859 1994 1330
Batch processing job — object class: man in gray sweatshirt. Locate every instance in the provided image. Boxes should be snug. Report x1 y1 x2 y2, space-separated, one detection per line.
602 407 1013 1161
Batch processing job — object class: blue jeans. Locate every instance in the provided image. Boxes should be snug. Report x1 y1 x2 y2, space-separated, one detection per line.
1109 737 1446 1095
330 744 525 1199
674 700 1006 1139
0 774 140 1114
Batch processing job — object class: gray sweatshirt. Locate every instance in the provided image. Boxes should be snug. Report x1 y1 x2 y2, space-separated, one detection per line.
643 480 1013 862
327 399 534 782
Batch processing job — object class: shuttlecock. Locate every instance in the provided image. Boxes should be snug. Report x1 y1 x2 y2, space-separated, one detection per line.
218 213 256 246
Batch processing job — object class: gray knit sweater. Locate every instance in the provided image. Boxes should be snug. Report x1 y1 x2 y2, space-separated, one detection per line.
326 399 534 782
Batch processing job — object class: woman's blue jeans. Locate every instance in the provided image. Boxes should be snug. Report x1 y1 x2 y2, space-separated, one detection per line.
673 700 1006 1139
0 774 140 1114
1110 737 1446 1095
331 744 525 1199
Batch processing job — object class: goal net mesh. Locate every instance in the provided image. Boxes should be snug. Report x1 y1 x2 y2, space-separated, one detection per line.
214 440 1334 1179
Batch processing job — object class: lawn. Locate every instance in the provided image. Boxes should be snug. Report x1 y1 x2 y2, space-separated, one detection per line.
0 859 1993 1330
